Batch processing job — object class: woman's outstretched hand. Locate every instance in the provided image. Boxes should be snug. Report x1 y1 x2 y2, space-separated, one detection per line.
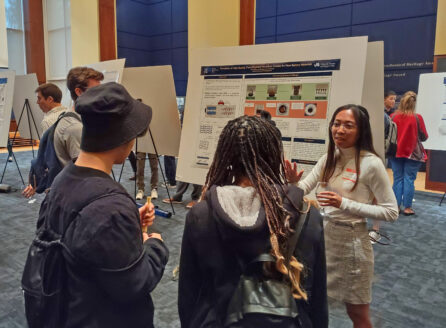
285 159 304 184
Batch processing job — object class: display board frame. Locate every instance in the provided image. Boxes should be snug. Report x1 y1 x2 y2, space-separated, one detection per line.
121 66 181 156
416 72 446 151
11 73 44 140
177 36 383 185
0 70 15 147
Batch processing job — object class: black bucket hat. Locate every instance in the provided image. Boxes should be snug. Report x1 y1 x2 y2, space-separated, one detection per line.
75 82 152 152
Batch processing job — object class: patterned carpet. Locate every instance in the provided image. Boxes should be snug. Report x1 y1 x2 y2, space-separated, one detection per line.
0 151 445 328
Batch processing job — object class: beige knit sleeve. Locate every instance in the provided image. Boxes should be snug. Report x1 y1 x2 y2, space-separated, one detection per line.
339 156 399 222
296 154 327 195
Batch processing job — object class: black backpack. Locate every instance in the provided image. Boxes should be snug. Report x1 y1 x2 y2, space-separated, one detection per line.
21 201 82 328
29 112 81 193
385 116 398 157
222 202 310 328
21 191 135 328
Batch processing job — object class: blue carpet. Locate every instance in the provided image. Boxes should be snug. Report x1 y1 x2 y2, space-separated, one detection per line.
0 151 445 327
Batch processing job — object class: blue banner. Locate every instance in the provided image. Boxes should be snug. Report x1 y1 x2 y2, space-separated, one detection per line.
201 59 340 76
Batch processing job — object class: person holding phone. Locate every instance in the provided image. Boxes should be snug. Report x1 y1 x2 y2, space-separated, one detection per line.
287 104 398 328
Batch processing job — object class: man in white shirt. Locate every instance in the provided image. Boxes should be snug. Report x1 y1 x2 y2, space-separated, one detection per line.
22 68 104 198
35 83 67 132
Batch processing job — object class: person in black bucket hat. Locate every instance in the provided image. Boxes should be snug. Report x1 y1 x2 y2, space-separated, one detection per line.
25 82 169 327
75 82 152 152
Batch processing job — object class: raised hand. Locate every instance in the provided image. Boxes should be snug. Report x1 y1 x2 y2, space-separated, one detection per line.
285 159 304 184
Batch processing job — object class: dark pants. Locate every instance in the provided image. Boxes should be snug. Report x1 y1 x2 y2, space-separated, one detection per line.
128 151 137 173
172 182 202 201
164 156 176 185
390 157 422 208
136 152 158 191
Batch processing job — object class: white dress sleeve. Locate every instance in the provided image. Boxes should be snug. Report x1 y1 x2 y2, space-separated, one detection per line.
339 156 399 222
296 155 327 195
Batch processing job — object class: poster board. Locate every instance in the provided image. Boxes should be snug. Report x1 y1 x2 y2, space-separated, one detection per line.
88 58 126 84
12 74 44 140
0 1 7 68
416 73 446 151
362 41 385 159
121 66 181 156
177 36 370 185
47 79 72 109
0 70 15 147
50 58 127 109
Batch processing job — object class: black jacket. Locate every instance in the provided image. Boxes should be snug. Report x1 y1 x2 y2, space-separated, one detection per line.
36 164 169 327
178 185 328 328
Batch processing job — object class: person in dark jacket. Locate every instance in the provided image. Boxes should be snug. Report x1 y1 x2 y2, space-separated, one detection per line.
178 116 327 328
34 82 169 327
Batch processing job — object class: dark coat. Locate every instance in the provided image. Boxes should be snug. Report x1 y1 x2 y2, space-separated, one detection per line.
36 164 169 328
178 185 328 328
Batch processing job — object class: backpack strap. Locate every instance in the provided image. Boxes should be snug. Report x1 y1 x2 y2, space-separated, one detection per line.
39 190 143 272
59 111 82 122
210 195 310 272
247 201 310 268
286 201 310 262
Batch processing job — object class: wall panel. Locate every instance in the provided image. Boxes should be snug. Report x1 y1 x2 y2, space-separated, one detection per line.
116 0 187 96
256 0 438 94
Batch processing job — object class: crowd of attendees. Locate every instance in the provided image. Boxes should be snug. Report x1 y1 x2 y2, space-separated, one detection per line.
22 72 429 328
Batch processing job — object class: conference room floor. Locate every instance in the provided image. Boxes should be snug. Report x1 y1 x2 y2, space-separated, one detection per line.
0 150 445 328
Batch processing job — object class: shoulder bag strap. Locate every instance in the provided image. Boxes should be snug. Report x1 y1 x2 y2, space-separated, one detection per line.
415 114 420 140
286 201 310 262
60 111 82 122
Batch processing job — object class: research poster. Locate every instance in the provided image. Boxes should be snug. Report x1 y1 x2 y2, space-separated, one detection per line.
177 37 370 185
0 70 15 148
194 60 337 175
88 58 125 84
416 73 446 151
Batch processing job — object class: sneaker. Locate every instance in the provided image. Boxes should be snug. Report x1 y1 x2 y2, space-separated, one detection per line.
369 230 381 244
136 189 144 200
129 175 136 181
165 182 177 189
162 198 182 204
186 200 197 209
151 189 158 199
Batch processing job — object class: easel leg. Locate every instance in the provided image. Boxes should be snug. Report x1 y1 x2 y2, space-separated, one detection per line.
148 128 175 215
1 99 35 184
26 101 35 157
26 99 41 140
0 141 25 185
118 162 125 183
11 149 25 185
440 192 446 206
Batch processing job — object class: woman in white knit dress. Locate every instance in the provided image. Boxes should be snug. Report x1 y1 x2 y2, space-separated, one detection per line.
287 105 398 328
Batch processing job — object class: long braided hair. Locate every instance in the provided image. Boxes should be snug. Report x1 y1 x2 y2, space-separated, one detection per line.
202 115 307 300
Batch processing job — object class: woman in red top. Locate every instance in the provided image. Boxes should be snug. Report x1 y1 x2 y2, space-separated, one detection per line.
390 91 428 215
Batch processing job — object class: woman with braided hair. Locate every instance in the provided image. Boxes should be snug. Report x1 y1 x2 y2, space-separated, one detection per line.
287 105 399 328
178 116 327 328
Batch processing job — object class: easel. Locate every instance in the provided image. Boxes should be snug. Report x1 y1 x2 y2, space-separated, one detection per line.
440 192 445 206
0 99 40 185
115 127 176 215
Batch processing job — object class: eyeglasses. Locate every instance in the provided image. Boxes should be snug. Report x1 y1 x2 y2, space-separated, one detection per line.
332 121 357 130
